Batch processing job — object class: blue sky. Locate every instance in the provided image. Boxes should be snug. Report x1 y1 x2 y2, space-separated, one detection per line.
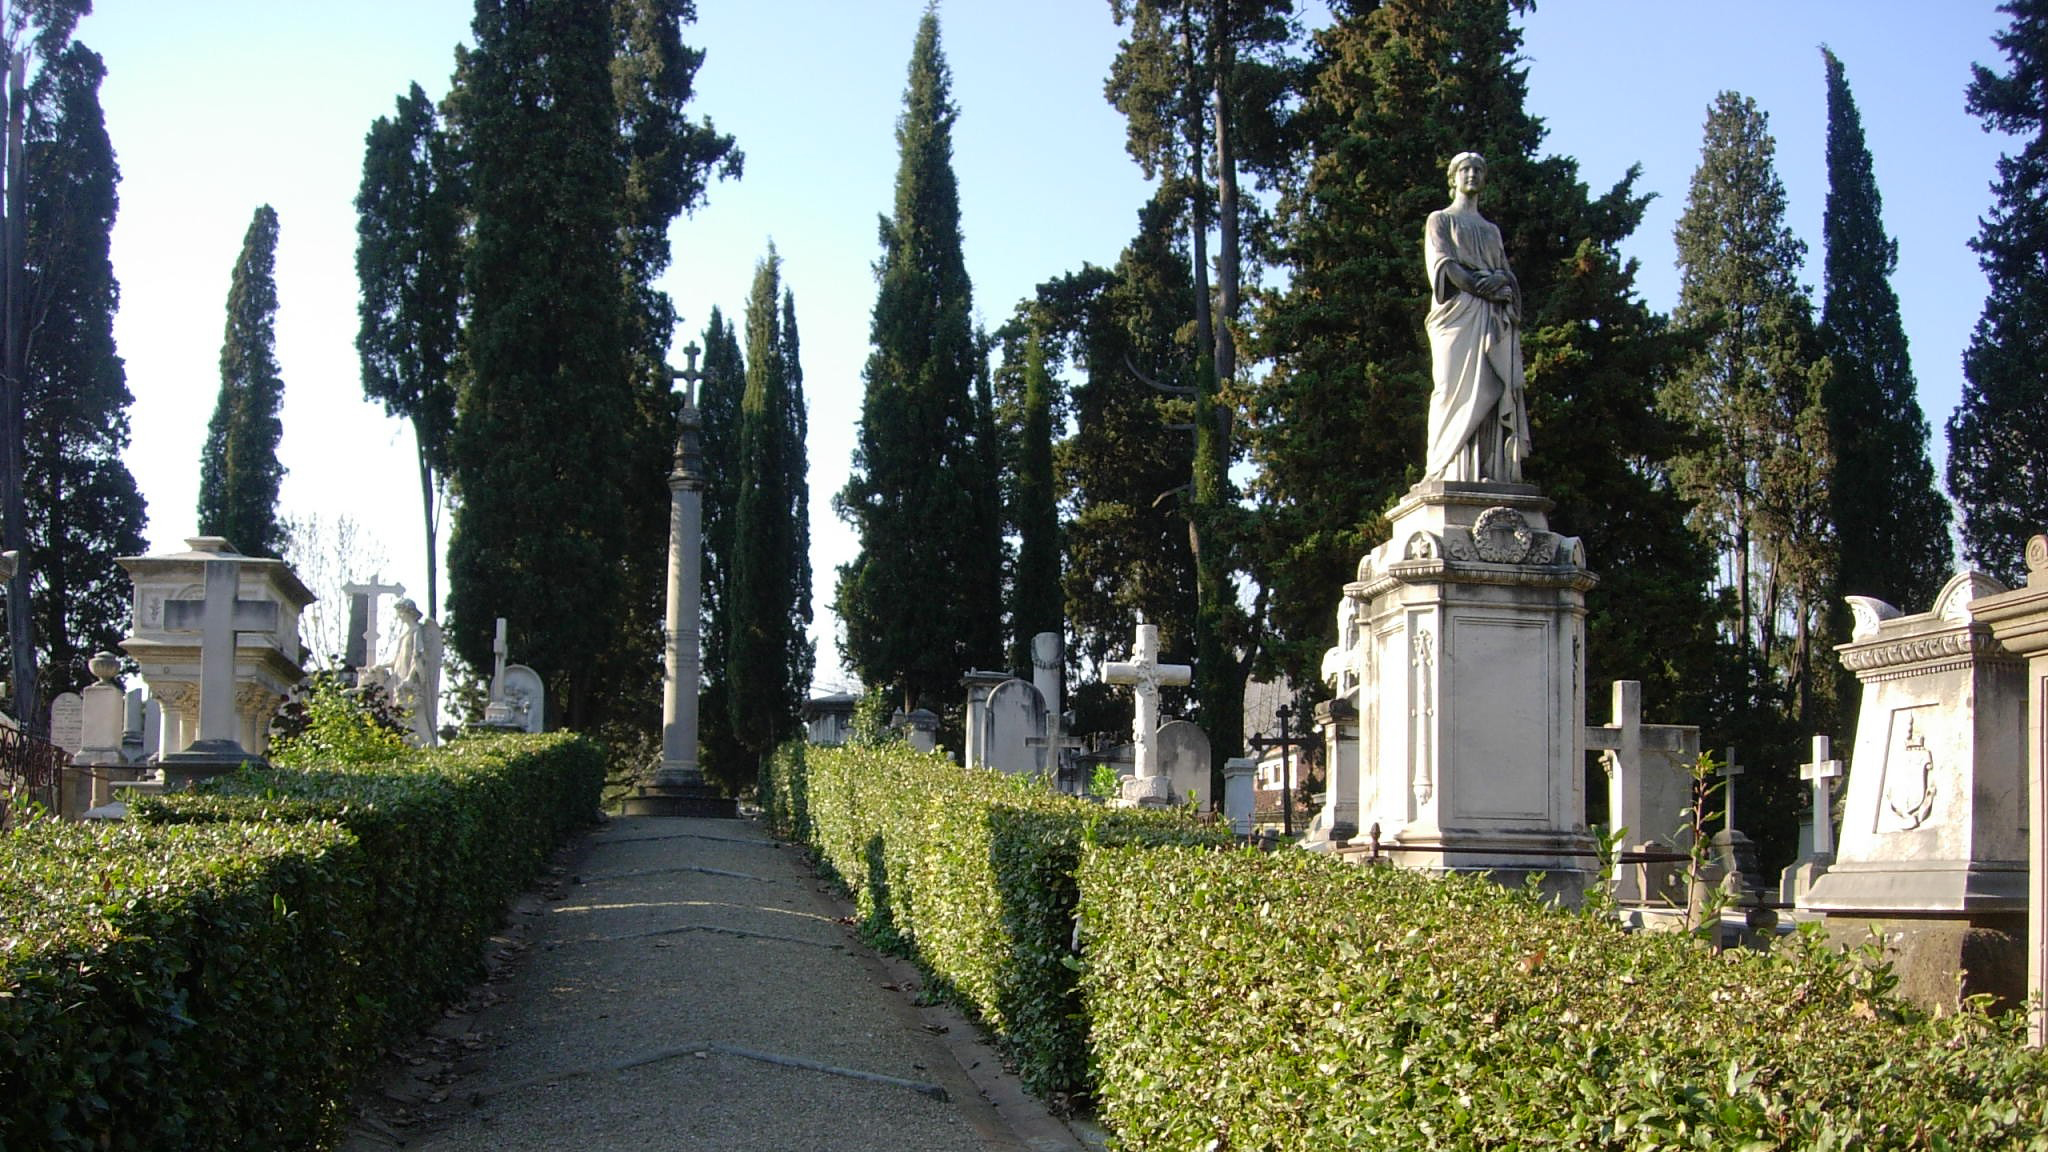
82 1 2014 688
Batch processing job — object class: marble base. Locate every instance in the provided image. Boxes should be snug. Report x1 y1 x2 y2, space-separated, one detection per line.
622 780 737 819
157 738 263 790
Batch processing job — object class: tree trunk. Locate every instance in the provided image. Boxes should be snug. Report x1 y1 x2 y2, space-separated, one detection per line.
3 49 36 735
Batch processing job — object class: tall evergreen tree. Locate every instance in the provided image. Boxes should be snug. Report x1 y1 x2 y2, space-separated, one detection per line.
356 81 463 618
835 10 1001 712
1106 0 1299 778
1668 91 1837 728
0 1 92 732
1817 47 1952 612
696 307 747 787
726 249 812 780
1254 0 1723 731
1952 0 2048 586
443 0 735 730
20 41 145 697
1006 325 1061 672
196 204 287 559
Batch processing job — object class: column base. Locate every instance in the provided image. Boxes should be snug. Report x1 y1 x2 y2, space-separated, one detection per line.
622 780 736 818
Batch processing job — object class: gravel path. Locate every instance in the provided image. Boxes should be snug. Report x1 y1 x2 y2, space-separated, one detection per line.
343 815 1086 1152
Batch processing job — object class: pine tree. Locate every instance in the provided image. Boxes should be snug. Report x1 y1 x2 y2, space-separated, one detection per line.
1818 47 1952 612
356 81 463 618
1254 0 1723 728
443 0 735 730
727 249 812 782
196 204 287 559
696 307 747 787
835 10 1001 712
1952 0 2048 586
1668 91 1836 727
20 42 146 696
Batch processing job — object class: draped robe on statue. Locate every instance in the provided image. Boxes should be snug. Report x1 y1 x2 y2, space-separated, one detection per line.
1423 208 1530 482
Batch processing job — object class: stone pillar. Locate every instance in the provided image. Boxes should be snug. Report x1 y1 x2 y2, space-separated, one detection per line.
1975 534 2048 1047
1302 697 1358 847
1223 756 1256 837
76 653 136 809
1337 482 1598 901
626 344 735 819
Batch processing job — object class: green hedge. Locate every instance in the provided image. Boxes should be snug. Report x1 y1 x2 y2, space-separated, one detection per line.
0 732 603 1151
1080 846 2048 1151
761 741 1231 1095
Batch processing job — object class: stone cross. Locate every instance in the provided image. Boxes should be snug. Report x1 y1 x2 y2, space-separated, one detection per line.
1584 680 1690 839
1800 735 1846 859
340 576 405 668
163 559 279 750
670 340 704 407
1720 748 1743 834
491 617 509 702
1103 622 1191 781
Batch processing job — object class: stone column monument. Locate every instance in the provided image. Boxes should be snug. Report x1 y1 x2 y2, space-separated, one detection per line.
1333 152 1597 900
626 341 735 818
1972 534 2048 1046
1105 621 1191 807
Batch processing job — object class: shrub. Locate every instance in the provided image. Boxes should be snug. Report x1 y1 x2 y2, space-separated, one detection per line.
763 742 1230 1095
1079 846 2048 1151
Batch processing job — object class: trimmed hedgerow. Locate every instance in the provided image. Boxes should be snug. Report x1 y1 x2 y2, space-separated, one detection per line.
134 732 604 1032
1079 846 2048 1151
760 741 1230 1096
0 818 369 1151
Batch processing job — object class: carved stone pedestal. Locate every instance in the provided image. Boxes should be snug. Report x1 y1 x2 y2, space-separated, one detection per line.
1334 482 1598 901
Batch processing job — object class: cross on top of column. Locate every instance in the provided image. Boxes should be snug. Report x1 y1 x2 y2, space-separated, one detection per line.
670 340 704 407
1801 734 1846 858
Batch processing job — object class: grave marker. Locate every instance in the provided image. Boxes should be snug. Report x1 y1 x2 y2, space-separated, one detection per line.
1104 622 1190 805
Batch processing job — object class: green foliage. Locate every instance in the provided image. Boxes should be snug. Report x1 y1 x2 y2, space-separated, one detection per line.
197 204 288 559
0 735 598 1149
443 0 737 732
268 673 409 768
1952 0 2048 585
1004 326 1061 671
20 41 147 697
759 740 1229 1096
726 247 812 785
698 308 748 790
1079 845 2048 1151
835 10 1003 713
356 81 463 616
1817 48 1952 614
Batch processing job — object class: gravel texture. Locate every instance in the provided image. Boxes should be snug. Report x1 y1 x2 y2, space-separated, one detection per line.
342 814 1081 1152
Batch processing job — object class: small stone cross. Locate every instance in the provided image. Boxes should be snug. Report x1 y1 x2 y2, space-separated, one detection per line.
163 559 279 748
670 341 704 408
1800 735 1846 858
491 617 510 702
1104 622 1191 780
1720 748 1743 834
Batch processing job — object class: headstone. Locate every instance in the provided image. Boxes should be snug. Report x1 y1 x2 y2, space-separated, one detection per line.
892 707 940 754
1104 622 1191 806
482 618 520 728
1302 697 1359 847
1804 572 2028 1011
47 692 83 755
960 670 1012 771
1709 748 1764 901
979 678 1047 775
1584 680 1699 904
1971 533 2048 1047
1153 718 1211 809
141 696 161 762
339 577 404 669
120 537 313 787
500 663 545 733
1025 632 1084 788
1223 757 1256 836
1782 736 1845 905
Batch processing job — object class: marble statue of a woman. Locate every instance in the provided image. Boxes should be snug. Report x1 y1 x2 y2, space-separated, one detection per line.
1423 151 1530 482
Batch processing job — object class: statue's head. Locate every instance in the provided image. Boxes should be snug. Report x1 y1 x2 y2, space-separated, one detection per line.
1447 151 1486 192
394 597 421 621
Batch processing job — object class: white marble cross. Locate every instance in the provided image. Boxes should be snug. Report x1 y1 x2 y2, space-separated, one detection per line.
670 340 704 407
1800 735 1846 858
341 576 404 667
163 560 279 747
1104 622 1191 780
491 617 510 702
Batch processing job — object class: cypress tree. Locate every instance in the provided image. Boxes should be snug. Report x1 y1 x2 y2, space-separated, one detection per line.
1007 326 1061 672
355 81 463 617
21 42 146 696
697 307 747 787
1817 47 1952 612
1669 91 1837 730
835 10 1001 712
727 249 812 780
196 204 287 559
1951 0 2048 586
